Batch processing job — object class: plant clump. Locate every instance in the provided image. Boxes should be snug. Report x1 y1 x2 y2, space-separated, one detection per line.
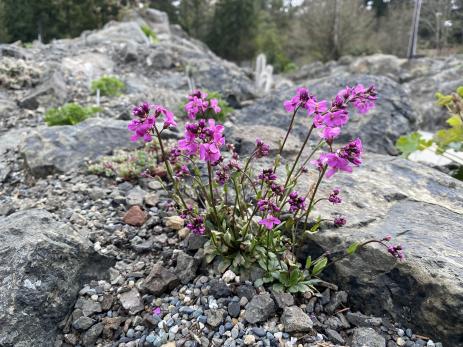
44 103 101 126
91 75 125 97
87 145 161 181
126 85 404 294
140 24 158 44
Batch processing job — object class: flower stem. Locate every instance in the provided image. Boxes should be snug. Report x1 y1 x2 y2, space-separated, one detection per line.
154 126 187 209
283 124 315 190
278 105 301 156
207 162 220 224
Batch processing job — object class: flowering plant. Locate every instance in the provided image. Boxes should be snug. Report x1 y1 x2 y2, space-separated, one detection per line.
128 85 404 293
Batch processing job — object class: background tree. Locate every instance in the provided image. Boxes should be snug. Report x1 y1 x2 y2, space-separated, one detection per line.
0 0 123 43
206 0 259 62
178 0 211 40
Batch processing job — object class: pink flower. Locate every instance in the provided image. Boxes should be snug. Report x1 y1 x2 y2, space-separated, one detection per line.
185 96 209 119
328 188 342 204
283 87 311 112
387 244 405 261
255 138 270 158
153 105 177 128
199 142 221 163
325 153 353 178
178 131 199 155
175 165 190 177
307 99 328 116
128 116 155 142
258 214 281 230
210 99 221 113
320 127 341 142
152 307 161 316
334 216 346 227
207 119 225 146
322 110 349 127
312 113 325 128
354 99 375 114
338 138 363 166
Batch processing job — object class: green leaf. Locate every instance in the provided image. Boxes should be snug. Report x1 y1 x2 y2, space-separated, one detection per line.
217 258 231 273
305 256 312 270
456 86 463 98
347 242 359 255
395 132 432 158
254 278 264 287
447 115 463 128
272 283 285 293
311 257 328 276
205 254 216 264
436 92 454 107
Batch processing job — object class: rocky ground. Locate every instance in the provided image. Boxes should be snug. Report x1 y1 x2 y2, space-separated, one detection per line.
0 7 462 347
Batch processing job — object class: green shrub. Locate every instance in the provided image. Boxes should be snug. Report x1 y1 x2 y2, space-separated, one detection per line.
44 103 101 126
396 86 463 180
88 146 160 181
140 24 158 44
91 75 125 97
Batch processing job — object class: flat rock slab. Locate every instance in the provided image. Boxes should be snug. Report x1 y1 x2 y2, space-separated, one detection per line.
0 209 113 347
295 153 463 346
21 118 138 177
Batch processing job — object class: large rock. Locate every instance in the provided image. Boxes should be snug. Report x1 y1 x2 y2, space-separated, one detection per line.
402 55 463 130
62 52 115 83
295 153 463 346
21 118 138 177
85 21 149 46
143 263 180 295
281 306 313 332
0 209 113 347
232 74 417 155
244 293 276 324
351 327 386 347
19 69 67 110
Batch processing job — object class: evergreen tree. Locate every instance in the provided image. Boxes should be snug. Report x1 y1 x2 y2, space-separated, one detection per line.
178 0 210 40
0 0 122 43
206 0 259 62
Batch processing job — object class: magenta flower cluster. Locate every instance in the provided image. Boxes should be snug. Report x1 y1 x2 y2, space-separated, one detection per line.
178 118 225 164
185 90 221 119
128 102 176 142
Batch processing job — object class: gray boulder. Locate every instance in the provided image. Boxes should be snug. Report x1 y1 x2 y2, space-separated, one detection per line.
19 70 67 110
85 21 149 46
21 118 138 177
175 251 199 285
0 209 113 347
402 55 463 130
244 293 276 324
232 74 417 155
351 327 386 347
143 263 180 295
281 306 313 332
295 153 463 346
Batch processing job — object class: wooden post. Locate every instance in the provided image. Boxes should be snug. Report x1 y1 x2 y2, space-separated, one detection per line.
407 0 423 59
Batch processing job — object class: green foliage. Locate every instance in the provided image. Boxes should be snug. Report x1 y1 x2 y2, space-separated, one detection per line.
0 0 122 43
140 24 158 44
206 0 259 62
87 145 159 181
91 75 125 97
396 87 463 180
395 132 432 158
44 103 101 126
